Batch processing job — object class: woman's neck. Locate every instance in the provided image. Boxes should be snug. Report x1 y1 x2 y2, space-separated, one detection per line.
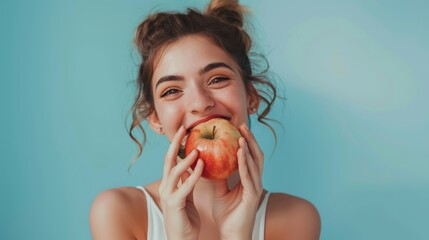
194 171 239 195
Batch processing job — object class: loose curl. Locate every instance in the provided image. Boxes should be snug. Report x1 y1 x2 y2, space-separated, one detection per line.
128 0 279 166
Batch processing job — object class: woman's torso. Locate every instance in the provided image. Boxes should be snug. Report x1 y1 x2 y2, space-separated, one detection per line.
114 180 304 240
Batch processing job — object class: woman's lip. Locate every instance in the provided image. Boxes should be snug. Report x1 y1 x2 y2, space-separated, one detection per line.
187 114 231 131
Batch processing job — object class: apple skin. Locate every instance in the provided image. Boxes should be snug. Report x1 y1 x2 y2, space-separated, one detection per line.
185 118 242 179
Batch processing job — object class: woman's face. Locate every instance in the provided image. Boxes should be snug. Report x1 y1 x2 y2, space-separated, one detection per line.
148 34 257 140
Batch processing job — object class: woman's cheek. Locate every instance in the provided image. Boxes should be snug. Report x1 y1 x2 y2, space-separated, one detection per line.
160 104 183 135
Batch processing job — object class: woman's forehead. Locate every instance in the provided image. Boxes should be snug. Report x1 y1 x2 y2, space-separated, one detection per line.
152 34 240 78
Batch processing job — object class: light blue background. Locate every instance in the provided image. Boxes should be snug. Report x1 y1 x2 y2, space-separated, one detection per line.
1 0 428 239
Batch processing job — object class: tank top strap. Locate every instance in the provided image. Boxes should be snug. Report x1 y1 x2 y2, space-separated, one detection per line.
252 192 271 240
136 186 167 240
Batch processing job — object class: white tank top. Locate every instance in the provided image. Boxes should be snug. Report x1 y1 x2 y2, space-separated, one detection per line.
136 186 270 240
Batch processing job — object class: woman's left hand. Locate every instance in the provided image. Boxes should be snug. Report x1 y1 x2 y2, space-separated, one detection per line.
212 123 265 240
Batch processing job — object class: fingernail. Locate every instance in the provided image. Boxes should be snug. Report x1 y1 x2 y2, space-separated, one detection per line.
180 125 185 131
239 137 247 148
198 159 204 167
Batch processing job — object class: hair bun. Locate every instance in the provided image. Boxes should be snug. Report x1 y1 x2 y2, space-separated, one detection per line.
205 0 247 28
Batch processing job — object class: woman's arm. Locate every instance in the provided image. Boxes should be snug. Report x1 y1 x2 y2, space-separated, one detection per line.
266 194 321 240
90 188 144 240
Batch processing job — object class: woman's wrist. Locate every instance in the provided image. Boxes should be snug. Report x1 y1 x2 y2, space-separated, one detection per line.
221 236 252 240
220 231 252 240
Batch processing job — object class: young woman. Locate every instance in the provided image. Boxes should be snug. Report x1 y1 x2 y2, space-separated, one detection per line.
90 1 321 239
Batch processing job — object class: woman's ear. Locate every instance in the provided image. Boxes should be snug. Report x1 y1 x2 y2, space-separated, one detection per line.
247 84 260 114
148 111 164 135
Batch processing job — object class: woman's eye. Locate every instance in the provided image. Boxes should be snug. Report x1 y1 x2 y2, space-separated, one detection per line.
160 88 180 97
209 76 229 85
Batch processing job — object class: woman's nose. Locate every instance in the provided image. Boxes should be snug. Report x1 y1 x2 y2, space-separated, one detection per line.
188 85 215 114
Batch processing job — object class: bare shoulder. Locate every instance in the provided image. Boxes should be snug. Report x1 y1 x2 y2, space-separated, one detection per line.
265 192 321 240
90 186 148 240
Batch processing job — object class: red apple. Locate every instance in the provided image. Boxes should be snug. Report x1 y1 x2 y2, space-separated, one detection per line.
185 118 242 179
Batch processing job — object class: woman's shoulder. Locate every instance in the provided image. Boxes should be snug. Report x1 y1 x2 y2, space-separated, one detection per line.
90 185 152 239
265 192 321 240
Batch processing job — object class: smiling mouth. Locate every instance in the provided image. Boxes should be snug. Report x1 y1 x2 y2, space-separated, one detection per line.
187 114 231 132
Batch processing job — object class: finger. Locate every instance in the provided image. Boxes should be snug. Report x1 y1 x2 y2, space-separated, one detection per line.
178 156 197 187
239 123 264 174
237 148 256 194
162 126 186 182
178 169 190 188
176 159 204 199
165 149 198 192
240 137 261 189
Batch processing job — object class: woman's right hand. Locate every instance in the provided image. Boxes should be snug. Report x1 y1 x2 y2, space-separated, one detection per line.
158 126 204 240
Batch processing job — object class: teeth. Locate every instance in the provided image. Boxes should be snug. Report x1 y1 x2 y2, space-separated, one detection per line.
188 115 230 131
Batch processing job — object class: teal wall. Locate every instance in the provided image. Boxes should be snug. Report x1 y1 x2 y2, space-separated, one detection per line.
1 0 428 239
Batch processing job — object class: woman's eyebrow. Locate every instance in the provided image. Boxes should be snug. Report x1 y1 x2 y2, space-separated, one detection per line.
200 62 234 75
155 75 184 90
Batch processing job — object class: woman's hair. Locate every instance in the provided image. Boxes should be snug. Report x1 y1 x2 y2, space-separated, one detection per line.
128 0 278 164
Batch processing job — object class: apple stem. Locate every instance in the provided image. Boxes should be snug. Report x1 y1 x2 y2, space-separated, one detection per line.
212 126 216 140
